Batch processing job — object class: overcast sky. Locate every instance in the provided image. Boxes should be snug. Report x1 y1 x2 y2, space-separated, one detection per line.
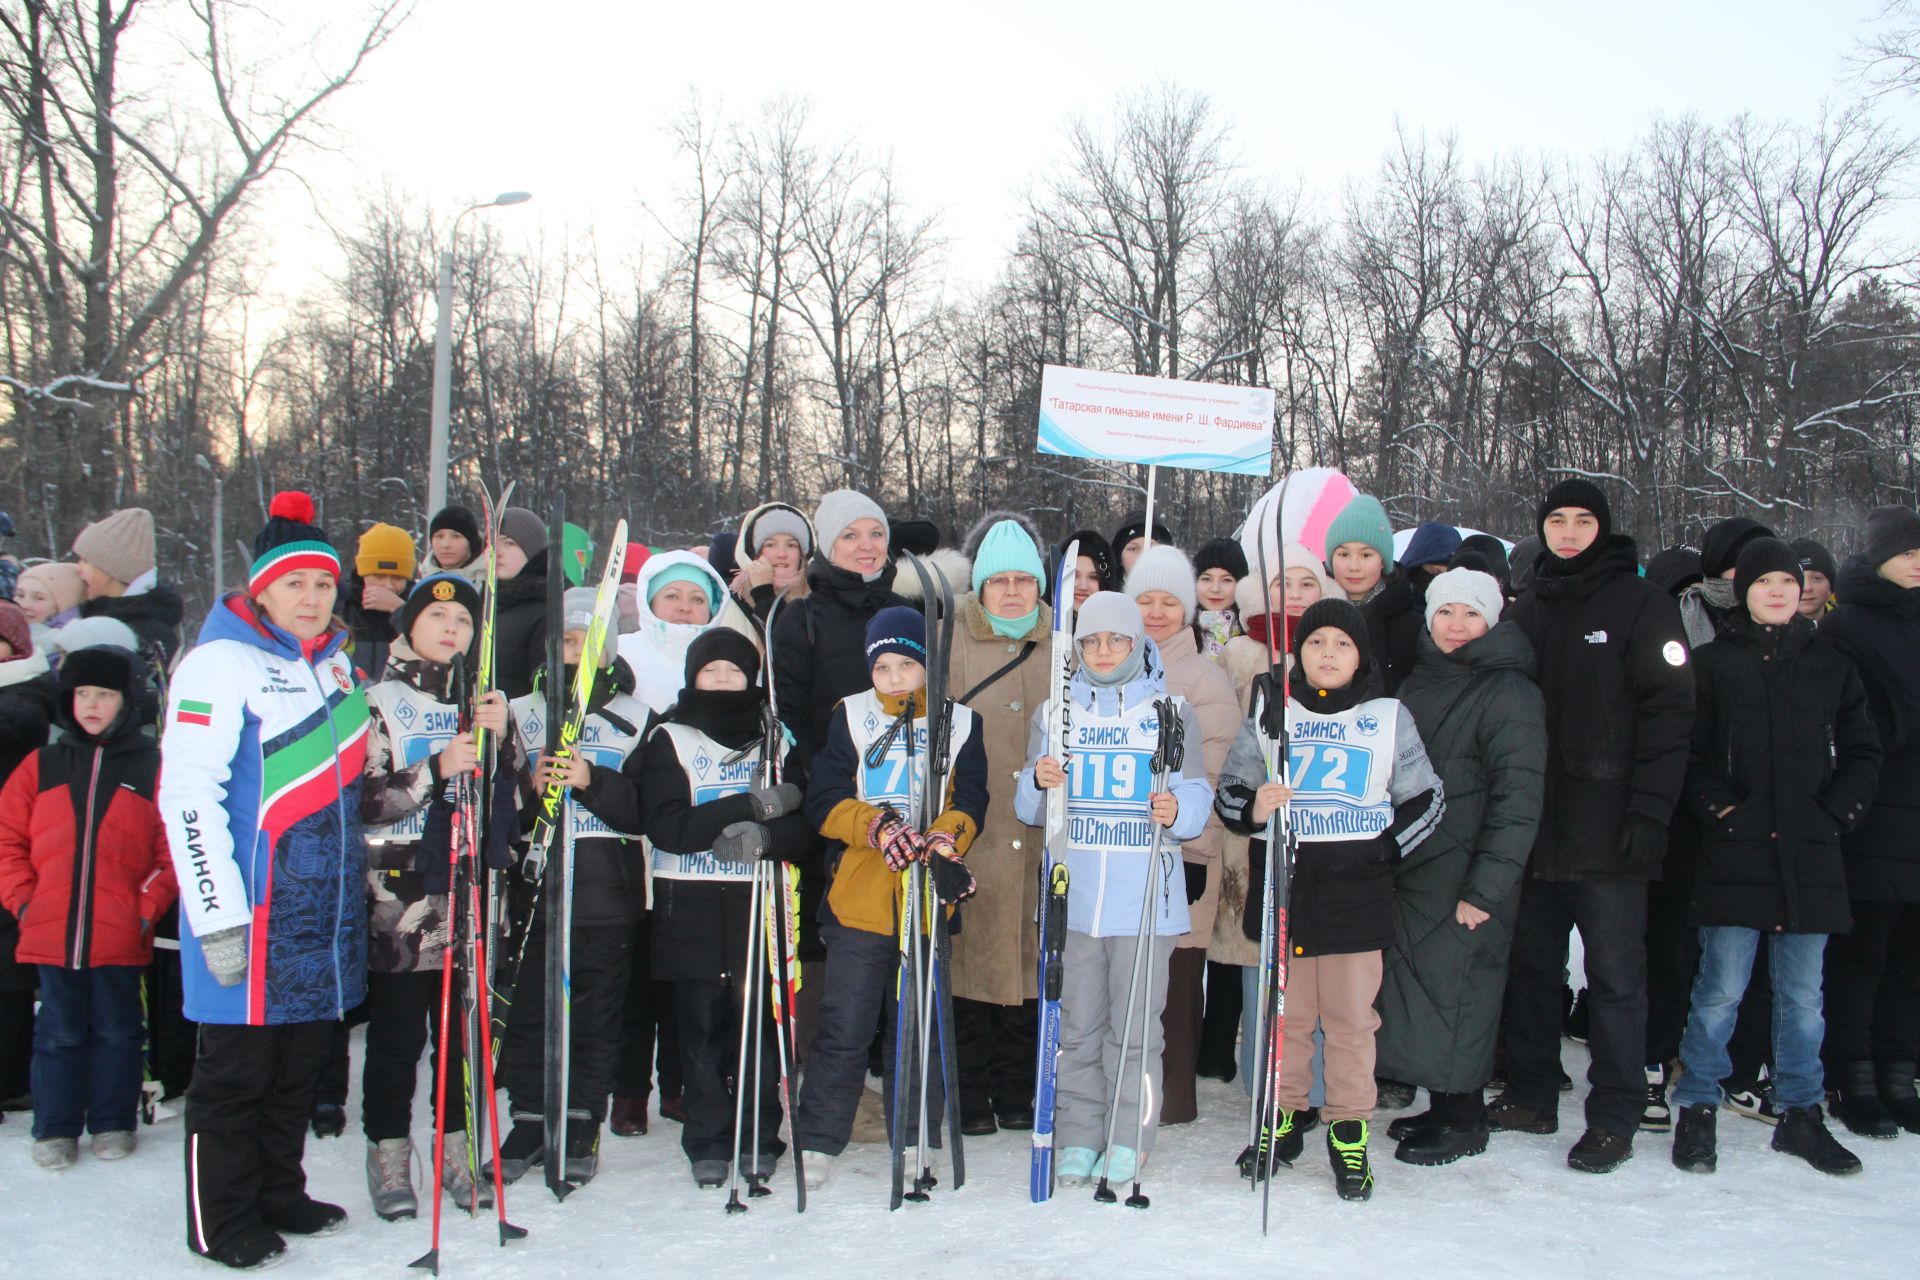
247 0 1917 296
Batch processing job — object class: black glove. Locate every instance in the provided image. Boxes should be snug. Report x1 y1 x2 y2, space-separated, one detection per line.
1618 814 1668 873
714 821 775 862
1183 860 1207 904
930 852 976 904
747 782 803 822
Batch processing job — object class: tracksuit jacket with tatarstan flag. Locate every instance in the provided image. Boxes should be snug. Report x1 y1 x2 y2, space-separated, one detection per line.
157 596 372 1025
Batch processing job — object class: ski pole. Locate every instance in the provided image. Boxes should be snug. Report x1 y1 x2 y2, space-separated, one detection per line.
1095 697 1181 1208
747 862 771 1200
410 780 466 1274
725 865 765 1214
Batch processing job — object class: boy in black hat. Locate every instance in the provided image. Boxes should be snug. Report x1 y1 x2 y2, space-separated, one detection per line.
1495 478 1693 1174
1669 538 1878 1176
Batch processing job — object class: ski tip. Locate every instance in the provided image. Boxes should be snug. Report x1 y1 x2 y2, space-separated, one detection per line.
407 1249 439 1274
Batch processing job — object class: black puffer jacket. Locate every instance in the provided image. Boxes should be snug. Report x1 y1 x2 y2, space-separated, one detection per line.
1682 611 1879 932
771 556 907 759
0 654 55 995
1358 573 1422 693
638 688 818 984
1816 560 1920 903
340 570 402 684
1376 623 1546 1092
493 564 550 700
1507 535 1694 880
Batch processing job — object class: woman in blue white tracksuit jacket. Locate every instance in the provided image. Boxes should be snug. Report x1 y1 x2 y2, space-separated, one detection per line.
158 493 372 1271
1015 592 1213 1189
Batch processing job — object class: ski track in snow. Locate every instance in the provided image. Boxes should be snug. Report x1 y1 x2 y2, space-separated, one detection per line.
4 1035 1915 1278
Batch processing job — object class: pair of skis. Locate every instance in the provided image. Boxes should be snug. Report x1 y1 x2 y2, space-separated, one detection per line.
1030 542 1078 1202
413 480 527 1274
890 553 965 1210
484 498 628 1203
724 593 807 1214
537 499 628 1202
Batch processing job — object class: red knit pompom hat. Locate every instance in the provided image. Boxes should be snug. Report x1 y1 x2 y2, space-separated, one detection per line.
249 491 341 595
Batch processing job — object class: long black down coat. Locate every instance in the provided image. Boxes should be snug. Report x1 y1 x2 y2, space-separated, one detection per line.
1375 622 1547 1092
1506 535 1694 880
1682 610 1879 933
1802 560 1919 903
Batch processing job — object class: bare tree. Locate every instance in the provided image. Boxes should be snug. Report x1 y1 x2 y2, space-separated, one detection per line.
0 0 408 544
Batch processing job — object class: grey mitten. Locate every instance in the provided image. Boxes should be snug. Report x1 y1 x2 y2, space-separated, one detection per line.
713 821 774 862
746 782 803 822
201 924 248 987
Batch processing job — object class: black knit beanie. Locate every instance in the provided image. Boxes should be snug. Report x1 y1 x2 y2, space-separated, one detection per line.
1863 505 1920 570
429 505 485 558
1790 537 1837 583
1291 598 1371 670
1193 537 1249 582
1733 537 1804 608
1700 516 1774 579
1536 478 1612 543
684 626 762 689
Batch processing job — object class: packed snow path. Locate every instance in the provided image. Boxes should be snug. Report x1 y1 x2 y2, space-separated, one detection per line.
5 1038 1913 1277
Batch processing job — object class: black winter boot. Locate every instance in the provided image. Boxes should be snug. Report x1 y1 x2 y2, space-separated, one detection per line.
197 1224 288 1271
1773 1105 1863 1175
1386 1109 1441 1143
1875 1060 1920 1135
1566 1127 1633 1174
485 1113 546 1184
1829 1060 1899 1139
564 1112 600 1185
1487 1092 1558 1135
1327 1119 1374 1201
1670 1103 1717 1174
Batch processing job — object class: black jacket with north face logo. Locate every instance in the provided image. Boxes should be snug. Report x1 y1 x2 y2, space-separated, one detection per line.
1507 535 1694 881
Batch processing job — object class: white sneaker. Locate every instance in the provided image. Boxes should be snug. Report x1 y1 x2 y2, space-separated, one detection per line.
800 1150 836 1190
91 1129 137 1160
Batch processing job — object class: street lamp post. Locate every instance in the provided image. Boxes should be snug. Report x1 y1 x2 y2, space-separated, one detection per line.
195 454 224 600
427 190 533 518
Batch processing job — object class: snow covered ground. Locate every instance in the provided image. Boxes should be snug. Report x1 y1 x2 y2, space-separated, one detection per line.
5 1036 1916 1279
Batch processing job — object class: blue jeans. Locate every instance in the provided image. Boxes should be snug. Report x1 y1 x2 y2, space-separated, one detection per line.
1674 928 1827 1111
1239 965 1325 1107
32 965 146 1139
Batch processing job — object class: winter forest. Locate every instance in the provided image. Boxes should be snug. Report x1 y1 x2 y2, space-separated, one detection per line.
6 2 1920 617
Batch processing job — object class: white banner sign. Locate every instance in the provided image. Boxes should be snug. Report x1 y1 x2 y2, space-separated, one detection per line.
1037 364 1274 476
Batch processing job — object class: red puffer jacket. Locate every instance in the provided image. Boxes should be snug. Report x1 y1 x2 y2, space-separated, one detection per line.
0 732 177 968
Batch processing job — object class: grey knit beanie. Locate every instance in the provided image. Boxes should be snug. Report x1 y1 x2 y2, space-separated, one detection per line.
1123 544 1199 623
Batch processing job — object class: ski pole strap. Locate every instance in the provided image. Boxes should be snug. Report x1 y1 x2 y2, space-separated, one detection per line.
864 702 918 769
1153 696 1186 775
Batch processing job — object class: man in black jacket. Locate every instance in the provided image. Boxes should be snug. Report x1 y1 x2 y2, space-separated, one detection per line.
1491 479 1694 1174
1818 506 1920 1137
